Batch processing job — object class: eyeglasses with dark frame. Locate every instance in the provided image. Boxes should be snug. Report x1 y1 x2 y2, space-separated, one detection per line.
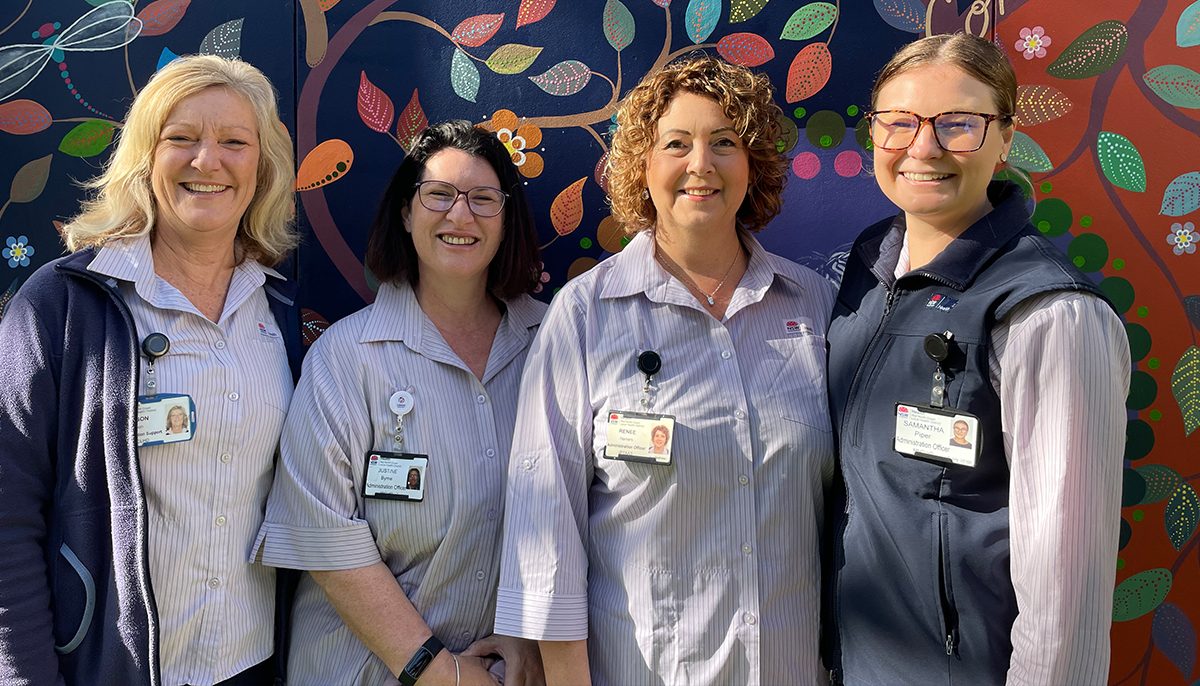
413 180 509 218
864 110 1013 153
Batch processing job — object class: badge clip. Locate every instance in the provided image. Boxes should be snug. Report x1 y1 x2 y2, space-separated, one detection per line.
389 390 414 449
924 330 953 409
636 350 661 409
140 333 170 397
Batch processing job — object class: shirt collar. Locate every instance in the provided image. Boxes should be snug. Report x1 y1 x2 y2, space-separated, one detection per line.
359 280 545 345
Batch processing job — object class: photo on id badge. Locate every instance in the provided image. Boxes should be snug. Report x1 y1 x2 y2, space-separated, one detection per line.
137 394 195 446
605 411 675 465
363 451 428 501
894 403 980 467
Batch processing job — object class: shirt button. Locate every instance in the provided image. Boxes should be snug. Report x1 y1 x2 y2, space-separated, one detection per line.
720 350 731 360
743 612 757 626
486 509 498 521
475 570 486 581
228 391 240 401
215 515 227 527
741 543 753 555
476 394 486 404
461 631 471 641
738 474 749 486
521 458 533 470
219 453 232 464
485 448 496 459
214 340 226 350
208 577 221 589
734 409 746 420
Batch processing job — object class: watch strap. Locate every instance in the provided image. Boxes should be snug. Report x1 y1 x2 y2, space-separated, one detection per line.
397 635 445 686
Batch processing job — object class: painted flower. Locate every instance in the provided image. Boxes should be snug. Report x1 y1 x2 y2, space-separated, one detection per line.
1015 26 1052 60
485 109 543 178
1168 221 1198 255
4 235 35 268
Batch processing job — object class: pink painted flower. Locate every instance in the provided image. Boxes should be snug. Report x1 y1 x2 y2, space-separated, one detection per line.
1015 26 1052 60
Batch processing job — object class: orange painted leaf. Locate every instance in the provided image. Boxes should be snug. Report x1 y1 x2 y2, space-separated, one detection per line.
296 139 354 191
1015 85 1074 127
0 99 52 135
594 151 610 193
517 0 556 28
550 177 587 236
301 308 330 346
452 13 505 48
716 33 775 67
786 42 832 103
357 72 394 133
137 0 191 37
396 90 428 154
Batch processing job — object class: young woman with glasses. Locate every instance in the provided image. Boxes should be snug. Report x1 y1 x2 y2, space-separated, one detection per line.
254 120 546 686
823 33 1129 686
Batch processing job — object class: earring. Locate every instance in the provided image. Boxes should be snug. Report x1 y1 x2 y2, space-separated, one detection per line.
641 188 650 200
1000 152 1009 163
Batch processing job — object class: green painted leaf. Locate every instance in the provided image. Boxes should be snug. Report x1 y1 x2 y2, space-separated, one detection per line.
1179 1 1200 47
1113 568 1173 622
529 60 592 96
9 154 52 204
1047 20 1128 80
57 120 116 158
1097 131 1146 192
1008 131 1053 173
0 276 22 321
1136 465 1183 504
1171 345 1200 436
449 49 479 103
730 0 768 23
484 43 543 75
1161 172 1200 217
1143 65 1200 109
1166 483 1200 550
198 18 243 58
603 0 635 51
781 3 837 40
684 0 721 43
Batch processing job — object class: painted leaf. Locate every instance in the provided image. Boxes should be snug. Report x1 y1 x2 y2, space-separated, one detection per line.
357 72 395 134
199 18 243 57
529 60 592 96
1007 132 1053 173
786 43 832 103
57 120 116 158
450 49 480 103
873 0 925 33
1172 345 1200 436
296 139 353 191
485 44 543 75
1136 465 1183 504
1166 483 1200 550
318 0 342 9
137 0 192 37
0 100 52 135
716 33 774 67
781 3 838 41
301 308 329 347
396 90 428 154
0 276 22 322
1186 295 1200 330
730 0 768 23
685 0 721 44
1143 65 1200 109
603 0 635 51
1015 85 1074 127
1153 603 1197 680
516 0 556 28
1179 1 1200 47
1097 131 1146 192
1046 20 1128 80
157 47 181 71
451 13 505 48
1162 172 1200 216
1112 568 1172 622
550 177 587 237
300 0 328 67
594 151 610 193
9 154 52 204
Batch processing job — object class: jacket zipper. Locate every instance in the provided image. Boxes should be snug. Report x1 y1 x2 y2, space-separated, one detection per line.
936 505 959 659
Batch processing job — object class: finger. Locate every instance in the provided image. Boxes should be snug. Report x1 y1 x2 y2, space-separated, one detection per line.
462 636 501 658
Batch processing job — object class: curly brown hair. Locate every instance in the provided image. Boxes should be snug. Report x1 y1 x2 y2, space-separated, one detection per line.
607 55 786 234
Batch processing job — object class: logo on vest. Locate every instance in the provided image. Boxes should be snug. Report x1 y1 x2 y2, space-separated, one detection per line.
925 294 959 311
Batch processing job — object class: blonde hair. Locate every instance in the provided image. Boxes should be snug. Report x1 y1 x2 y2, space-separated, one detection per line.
62 55 297 265
607 55 786 234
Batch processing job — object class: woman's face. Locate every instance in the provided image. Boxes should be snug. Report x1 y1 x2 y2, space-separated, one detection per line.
644 92 749 240
652 428 668 449
872 64 1012 233
953 421 969 442
402 148 505 288
168 407 186 430
151 87 260 244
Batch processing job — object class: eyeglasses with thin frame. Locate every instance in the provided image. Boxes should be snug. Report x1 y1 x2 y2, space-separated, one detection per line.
864 110 1013 153
413 180 508 217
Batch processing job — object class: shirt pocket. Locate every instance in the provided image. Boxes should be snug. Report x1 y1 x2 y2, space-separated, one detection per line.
762 333 832 433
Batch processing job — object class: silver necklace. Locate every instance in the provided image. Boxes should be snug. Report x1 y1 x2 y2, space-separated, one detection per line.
656 245 741 307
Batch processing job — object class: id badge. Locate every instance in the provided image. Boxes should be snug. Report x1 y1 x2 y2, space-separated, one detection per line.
137 393 196 447
363 451 428 501
894 403 981 467
604 410 676 465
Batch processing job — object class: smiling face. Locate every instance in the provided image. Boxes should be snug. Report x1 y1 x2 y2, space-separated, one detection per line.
151 87 259 245
872 64 1013 234
645 92 750 240
167 406 187 431
651 426 669 450
402 148 505 289
953 420 969 442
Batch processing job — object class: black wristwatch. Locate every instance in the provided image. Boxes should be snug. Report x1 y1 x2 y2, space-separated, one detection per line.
397 635 445 686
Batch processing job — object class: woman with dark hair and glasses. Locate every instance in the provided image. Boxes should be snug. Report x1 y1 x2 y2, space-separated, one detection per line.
254 120 546 686
824 34 1128 686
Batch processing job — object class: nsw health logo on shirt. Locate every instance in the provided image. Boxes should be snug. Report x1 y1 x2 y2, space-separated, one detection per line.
783 318 810 335
926 294 959 311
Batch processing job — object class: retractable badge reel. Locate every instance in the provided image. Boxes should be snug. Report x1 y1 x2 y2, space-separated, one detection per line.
136 332 196 446
141 332 170 397
388 391 414 448
891 329 981 468
924 330 952 409
637 350 661 409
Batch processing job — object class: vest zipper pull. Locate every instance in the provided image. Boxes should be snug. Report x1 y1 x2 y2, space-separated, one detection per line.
945 629 958 656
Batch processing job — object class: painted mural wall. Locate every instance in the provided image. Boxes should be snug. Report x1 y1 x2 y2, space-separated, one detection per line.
0 0 1197 683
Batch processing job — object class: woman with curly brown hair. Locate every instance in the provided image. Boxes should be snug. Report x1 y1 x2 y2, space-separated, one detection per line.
494 55 835 685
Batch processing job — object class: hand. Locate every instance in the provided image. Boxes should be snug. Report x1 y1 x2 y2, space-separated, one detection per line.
452 653 502 686
463 634 546 686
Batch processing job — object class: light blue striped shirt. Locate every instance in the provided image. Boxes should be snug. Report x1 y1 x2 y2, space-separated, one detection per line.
495 230 835 685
